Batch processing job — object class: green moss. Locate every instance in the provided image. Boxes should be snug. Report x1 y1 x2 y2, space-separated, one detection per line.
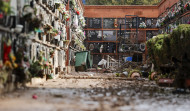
146 25 190 69
148 71 152 80
170 24 190 58
146 34 169 68
148 75 151 80
0 1 13 15
115 73 120 77
147 24 190 87
0 71 9 84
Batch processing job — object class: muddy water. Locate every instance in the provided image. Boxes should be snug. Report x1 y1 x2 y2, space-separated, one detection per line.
0 78 190 111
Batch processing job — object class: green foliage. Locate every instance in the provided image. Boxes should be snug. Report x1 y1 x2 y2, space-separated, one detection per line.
160 73 168 78
29 61 43 77
115 73 120 77
0 1 13 15
148 71 153 80
146 34 169 69
147 24 190 87
85 0 161 5
170 24 190 59
148 75 151 80
29 58 44 78
0 70 9 84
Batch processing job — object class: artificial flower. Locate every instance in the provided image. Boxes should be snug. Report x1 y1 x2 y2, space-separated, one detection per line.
4 61 13 69
0 13 3 19
66 18 70 21
139 22 146 28
10 54 16 62
13 63 18 68
76 10 80 15
3 43 11 63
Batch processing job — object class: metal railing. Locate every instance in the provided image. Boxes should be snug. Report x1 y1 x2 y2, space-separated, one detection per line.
106 55 118 71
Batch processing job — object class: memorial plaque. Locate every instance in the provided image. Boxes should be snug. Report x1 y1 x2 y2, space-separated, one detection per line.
88 30 102 41
89 42 102 53
102 42 116 53
118 18 133 29
146 18 157 28
117 30 131 38
146 30 158 40
103 30 116 41
88 18 102 28
103 18 115 29
132 17 145 28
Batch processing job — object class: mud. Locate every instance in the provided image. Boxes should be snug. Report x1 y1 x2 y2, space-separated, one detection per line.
0 77 190 111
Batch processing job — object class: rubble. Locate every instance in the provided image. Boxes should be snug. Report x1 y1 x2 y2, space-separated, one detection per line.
1 77 190 111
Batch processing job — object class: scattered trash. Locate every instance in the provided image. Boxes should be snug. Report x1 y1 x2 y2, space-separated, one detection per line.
131 72 141 79
98 59 107 68
157 78 174 87
172 88 187 94
128 69 142 79
115 73 120 77
106 92 111 97
32 94 37 99
150 72 158 80
53 94 63 98
89 74 94 77
136 78 145 81
122 72 128 77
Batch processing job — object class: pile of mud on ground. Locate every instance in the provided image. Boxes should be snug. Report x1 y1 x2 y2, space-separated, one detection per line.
0 76 190 111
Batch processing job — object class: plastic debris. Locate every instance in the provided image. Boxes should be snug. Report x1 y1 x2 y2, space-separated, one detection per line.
32 94 38 99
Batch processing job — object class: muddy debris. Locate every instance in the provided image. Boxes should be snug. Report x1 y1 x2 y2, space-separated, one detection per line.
0 77 190 111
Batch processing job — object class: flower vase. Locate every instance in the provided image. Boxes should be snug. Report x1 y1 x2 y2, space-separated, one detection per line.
59 41 63 47
73 15 78 28
130 72 141 79
43 35 46 43
60 31 65 38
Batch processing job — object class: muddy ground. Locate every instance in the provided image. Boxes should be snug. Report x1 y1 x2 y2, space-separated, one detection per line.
0 73 190 111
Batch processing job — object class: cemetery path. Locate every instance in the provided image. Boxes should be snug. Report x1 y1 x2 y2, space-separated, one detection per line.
0 74 190 111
